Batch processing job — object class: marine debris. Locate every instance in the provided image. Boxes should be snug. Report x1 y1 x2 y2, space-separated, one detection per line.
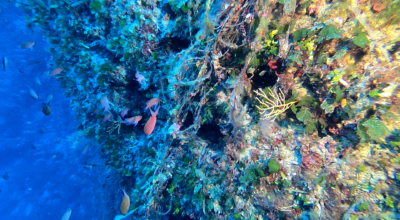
18 0 400 219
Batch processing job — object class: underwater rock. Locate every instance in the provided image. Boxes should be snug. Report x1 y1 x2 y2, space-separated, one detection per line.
18 0 400 218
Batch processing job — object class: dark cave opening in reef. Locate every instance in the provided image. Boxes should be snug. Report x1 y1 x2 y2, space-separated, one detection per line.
251 59 280 90
181 110 225 147
197 121 225 146
165 36 192 53
181 111 194 130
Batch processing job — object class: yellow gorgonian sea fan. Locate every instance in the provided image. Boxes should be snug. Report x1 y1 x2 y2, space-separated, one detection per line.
254 86 296 121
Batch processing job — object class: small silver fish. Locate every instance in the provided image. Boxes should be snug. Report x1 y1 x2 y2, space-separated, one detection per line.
42 70 50 78
35 76 41 85
27 86 38 100
46 94 53 103
2 57 7 71
61 209 72 220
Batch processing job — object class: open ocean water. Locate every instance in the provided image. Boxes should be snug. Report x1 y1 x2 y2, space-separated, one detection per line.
0 2 121 219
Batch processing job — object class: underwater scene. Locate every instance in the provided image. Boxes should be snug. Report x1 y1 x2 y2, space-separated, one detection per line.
1 0 400 219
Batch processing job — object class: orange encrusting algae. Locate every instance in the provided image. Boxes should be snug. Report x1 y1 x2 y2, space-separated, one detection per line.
120 189 130 215
144 106 160 136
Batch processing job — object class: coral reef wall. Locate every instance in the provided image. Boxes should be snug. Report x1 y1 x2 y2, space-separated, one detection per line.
19 0 400 219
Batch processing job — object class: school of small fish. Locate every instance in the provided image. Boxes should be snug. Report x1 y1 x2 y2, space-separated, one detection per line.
11 41 58 116
100 96 160 136
12 38 160 216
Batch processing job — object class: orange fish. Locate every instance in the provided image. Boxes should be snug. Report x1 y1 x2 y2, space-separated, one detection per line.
120 108 128 118
340 98 347 108
124 116 142 126
120 189 130 215
145 98 160 110
100 95 110 111
20 41 35 49
144 106 159 135
103 114 112 122
50 68 63 77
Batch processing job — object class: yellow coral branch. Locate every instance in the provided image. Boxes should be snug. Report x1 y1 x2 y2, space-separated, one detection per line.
254 87 296 121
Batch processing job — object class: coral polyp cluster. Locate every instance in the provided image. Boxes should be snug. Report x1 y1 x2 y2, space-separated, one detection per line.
20 0 400 219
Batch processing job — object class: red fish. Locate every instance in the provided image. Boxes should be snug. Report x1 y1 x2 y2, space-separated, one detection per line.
50 68 63 77
144 106 160 135
145 98 160 110
20 41 35 49
124 116 142 126
103 114 112 122
120 108 128 118
100 95 110 111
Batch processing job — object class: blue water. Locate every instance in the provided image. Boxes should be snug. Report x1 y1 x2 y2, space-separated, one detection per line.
0 3 120 219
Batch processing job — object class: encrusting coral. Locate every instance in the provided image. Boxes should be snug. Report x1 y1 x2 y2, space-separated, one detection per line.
18 0 400 219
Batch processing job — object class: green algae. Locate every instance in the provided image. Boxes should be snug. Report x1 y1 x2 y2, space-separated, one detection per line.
353 32 369 48
362 116 390 143
90 0 102 12
292 28 309 42
386 197 395 208
268 159 280 173
317 24 343 42
358 202 369 212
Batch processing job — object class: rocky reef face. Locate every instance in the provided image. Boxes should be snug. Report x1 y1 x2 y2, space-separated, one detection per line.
20 0 400 219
